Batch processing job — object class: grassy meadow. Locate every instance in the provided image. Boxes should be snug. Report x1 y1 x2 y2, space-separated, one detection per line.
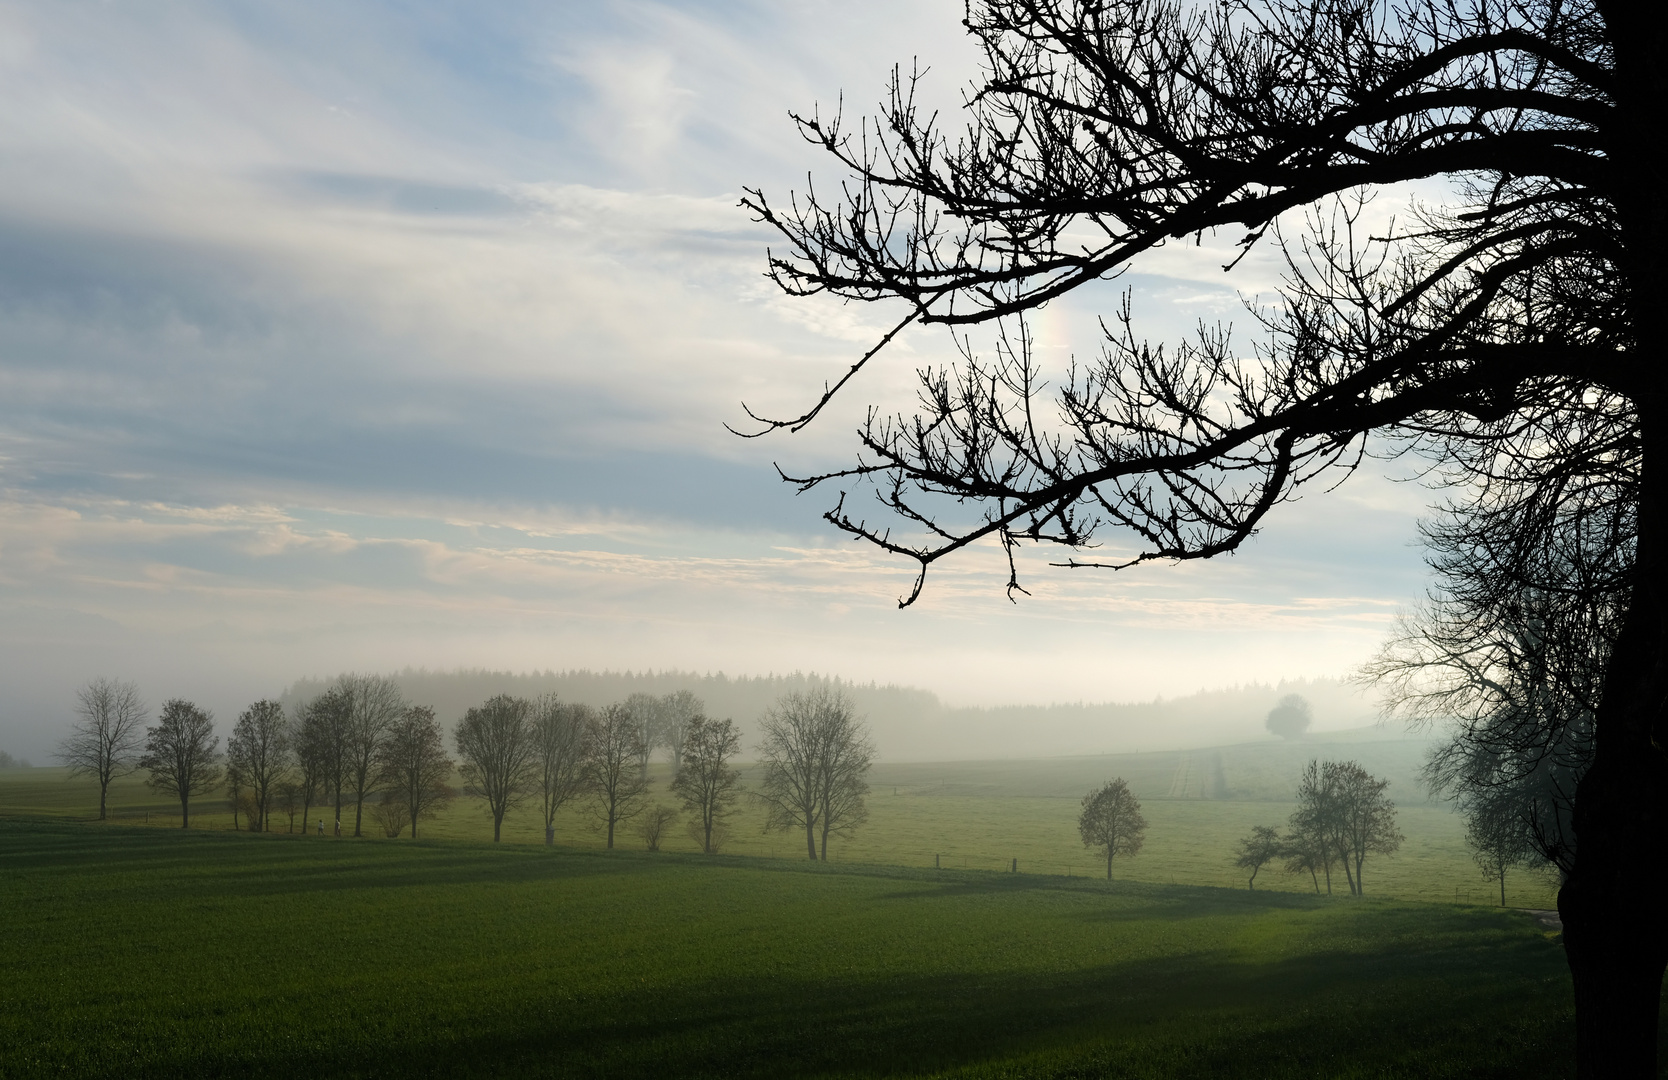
0 729 1560 908
0 816 1574 1079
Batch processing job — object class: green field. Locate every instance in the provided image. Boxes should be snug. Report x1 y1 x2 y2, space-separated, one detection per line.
0 730 1560 908
0 816 1574 1079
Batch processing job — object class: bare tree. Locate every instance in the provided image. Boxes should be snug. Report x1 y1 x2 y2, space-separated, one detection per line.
1468 798 1533 907
377 705 455 840
623 692 663 779
1291 759 1402 896
1331 761 1404 896
815 699 874 860
756 687 873 861
140 699 222 829
671 715 742 854
659 690 702 770
454 694 536 842
637 804 679 851
530 696 589 846
225 757 247 830
338 674 405 838
275 780 303 833
1234 825 1283 891
1079 778 1146 880
746 1 1665 1068
371 795 408 838
1288 761 1340 895
227 699 290 833
292 697 336 836
583 703 649 849
58 678 147 820
300 688 352 834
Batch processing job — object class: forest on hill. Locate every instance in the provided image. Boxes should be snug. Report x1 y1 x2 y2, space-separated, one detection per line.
278 669 1391 761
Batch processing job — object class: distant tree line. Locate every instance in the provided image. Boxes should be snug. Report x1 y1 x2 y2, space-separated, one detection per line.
0 751 33 769
53 676 877 856
1234 760 1403 895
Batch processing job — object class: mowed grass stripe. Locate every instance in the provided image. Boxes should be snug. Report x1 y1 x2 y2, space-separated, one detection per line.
1 818 1573 1079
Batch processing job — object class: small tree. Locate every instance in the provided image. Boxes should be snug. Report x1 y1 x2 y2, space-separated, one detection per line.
225 757 247 830
454 695 536 842
637 804 679 851
1078 778 1146 880
1330 761 1404 896
227 699 290 833
302 687 352 834
58 677 147 820
140 699 222 829
1234 825 1283 891
583 703 649 849
371 795 408 838
623 692 663 779
1467 801 1530 907
378 705 455 839
1288 760 1340 894
530 696 589 845
671 715 742 854
1265 695 1313 740
289 702 326 836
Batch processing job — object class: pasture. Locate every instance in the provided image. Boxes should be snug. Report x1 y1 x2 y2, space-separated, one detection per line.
0 817 1572 1079
0 729 1560 907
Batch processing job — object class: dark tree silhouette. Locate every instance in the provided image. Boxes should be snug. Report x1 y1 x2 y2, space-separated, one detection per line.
139 699 222 828
57 678 146 820
746 1 1661 1070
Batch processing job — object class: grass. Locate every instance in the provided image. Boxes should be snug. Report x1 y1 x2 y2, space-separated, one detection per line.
0 817 1574 1079
0 734 1560 908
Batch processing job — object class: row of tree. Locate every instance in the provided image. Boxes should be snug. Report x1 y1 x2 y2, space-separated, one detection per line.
1234 760 1404 896
0 750 33 769
57 677 878 857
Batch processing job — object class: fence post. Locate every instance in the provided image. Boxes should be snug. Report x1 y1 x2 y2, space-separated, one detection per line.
1012 858 1017 873
935 853 940 869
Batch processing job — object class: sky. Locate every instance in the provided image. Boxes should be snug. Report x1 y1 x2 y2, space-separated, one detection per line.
0 0 1438 756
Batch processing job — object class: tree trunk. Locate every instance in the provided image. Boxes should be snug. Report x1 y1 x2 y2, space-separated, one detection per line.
98 780 108 821
804 821 816 860
493 814 502 842
180 793 190 829
1354 856 1364 896
1559 378 1668 1077
545 826 554 846
353 797 364 837
1106 849 1113 880
1498 867 1506 907
606 809 616 849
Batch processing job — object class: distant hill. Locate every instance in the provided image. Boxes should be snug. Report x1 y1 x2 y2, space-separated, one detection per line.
279 668 1396 763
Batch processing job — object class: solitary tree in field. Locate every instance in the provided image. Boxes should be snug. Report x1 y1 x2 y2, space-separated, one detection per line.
378 705 455 840
583 703 650 849
227 699 290 833
1079 779 1147 880
1265 696 1313 741
454 695 536 843
1234 825 1284 891
745 0 1664 1069
58 677 147 820
339 674 405 837
671 715 743 854
530 696 589 846
140 699 222 828
756 687 875 860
